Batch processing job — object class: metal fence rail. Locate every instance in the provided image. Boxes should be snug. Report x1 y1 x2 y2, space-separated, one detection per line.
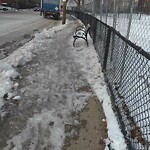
68 10 150 150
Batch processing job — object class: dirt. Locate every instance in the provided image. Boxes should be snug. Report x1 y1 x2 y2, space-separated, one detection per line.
63 96 108 150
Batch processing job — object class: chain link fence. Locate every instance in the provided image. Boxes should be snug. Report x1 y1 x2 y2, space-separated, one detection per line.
67 10 150 150
79 0 150 53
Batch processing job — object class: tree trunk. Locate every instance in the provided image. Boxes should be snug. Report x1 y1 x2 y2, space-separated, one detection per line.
62 0 67 25
78 0 80 10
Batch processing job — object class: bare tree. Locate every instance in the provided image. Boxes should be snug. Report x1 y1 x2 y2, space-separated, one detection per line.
62 0 80 24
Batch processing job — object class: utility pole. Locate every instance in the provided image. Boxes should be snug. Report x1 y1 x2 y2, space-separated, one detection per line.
62 0 67 24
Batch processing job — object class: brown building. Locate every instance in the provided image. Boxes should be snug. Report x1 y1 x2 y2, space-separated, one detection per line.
0 0 16 6
0 0 40 8
138 0 150 14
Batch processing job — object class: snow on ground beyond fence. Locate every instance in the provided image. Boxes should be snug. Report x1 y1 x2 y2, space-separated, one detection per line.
97 13 150 53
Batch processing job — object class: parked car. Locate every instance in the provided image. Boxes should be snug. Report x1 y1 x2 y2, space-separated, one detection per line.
34 7 40 11
0 3 11 11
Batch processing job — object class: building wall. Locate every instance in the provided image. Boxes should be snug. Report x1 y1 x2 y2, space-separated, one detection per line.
0 0 15 7
0 0 40 8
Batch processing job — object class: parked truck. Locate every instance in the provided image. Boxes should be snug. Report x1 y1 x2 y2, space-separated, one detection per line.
41 0 61 20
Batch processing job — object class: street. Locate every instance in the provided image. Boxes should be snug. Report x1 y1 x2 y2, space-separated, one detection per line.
0 9 56 59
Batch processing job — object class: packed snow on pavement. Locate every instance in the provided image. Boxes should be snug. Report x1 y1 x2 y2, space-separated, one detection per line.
0 19 127 150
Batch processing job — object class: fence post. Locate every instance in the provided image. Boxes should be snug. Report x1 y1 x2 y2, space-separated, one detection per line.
92 0 96 17
113 0 118 29
119 0 134 86
126 0 134 40
102 28 112 71
93 18 97 44
100 0 103 21
110 0 118 61
105 0 108 24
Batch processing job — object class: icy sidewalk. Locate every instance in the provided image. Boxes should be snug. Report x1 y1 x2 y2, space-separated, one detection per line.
0 18 127 150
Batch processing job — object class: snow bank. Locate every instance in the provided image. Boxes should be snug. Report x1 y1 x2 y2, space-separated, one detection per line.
0 32 38 113
0 63 19 108
0 21 66 111
0 44 34 113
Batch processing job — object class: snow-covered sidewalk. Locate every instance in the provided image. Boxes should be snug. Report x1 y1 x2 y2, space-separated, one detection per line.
0 17 127 150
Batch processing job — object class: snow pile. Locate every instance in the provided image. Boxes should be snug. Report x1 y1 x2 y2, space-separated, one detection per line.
0 43 34 113
35 22 68 40
4 44 33 67
0 63 19 108
70 34 127 150
0 22 68 111
0 30 44 112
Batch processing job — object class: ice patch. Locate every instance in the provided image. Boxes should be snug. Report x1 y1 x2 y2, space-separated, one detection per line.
3 109 66 150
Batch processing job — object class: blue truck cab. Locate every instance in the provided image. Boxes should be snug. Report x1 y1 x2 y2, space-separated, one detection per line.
41 0 61 20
